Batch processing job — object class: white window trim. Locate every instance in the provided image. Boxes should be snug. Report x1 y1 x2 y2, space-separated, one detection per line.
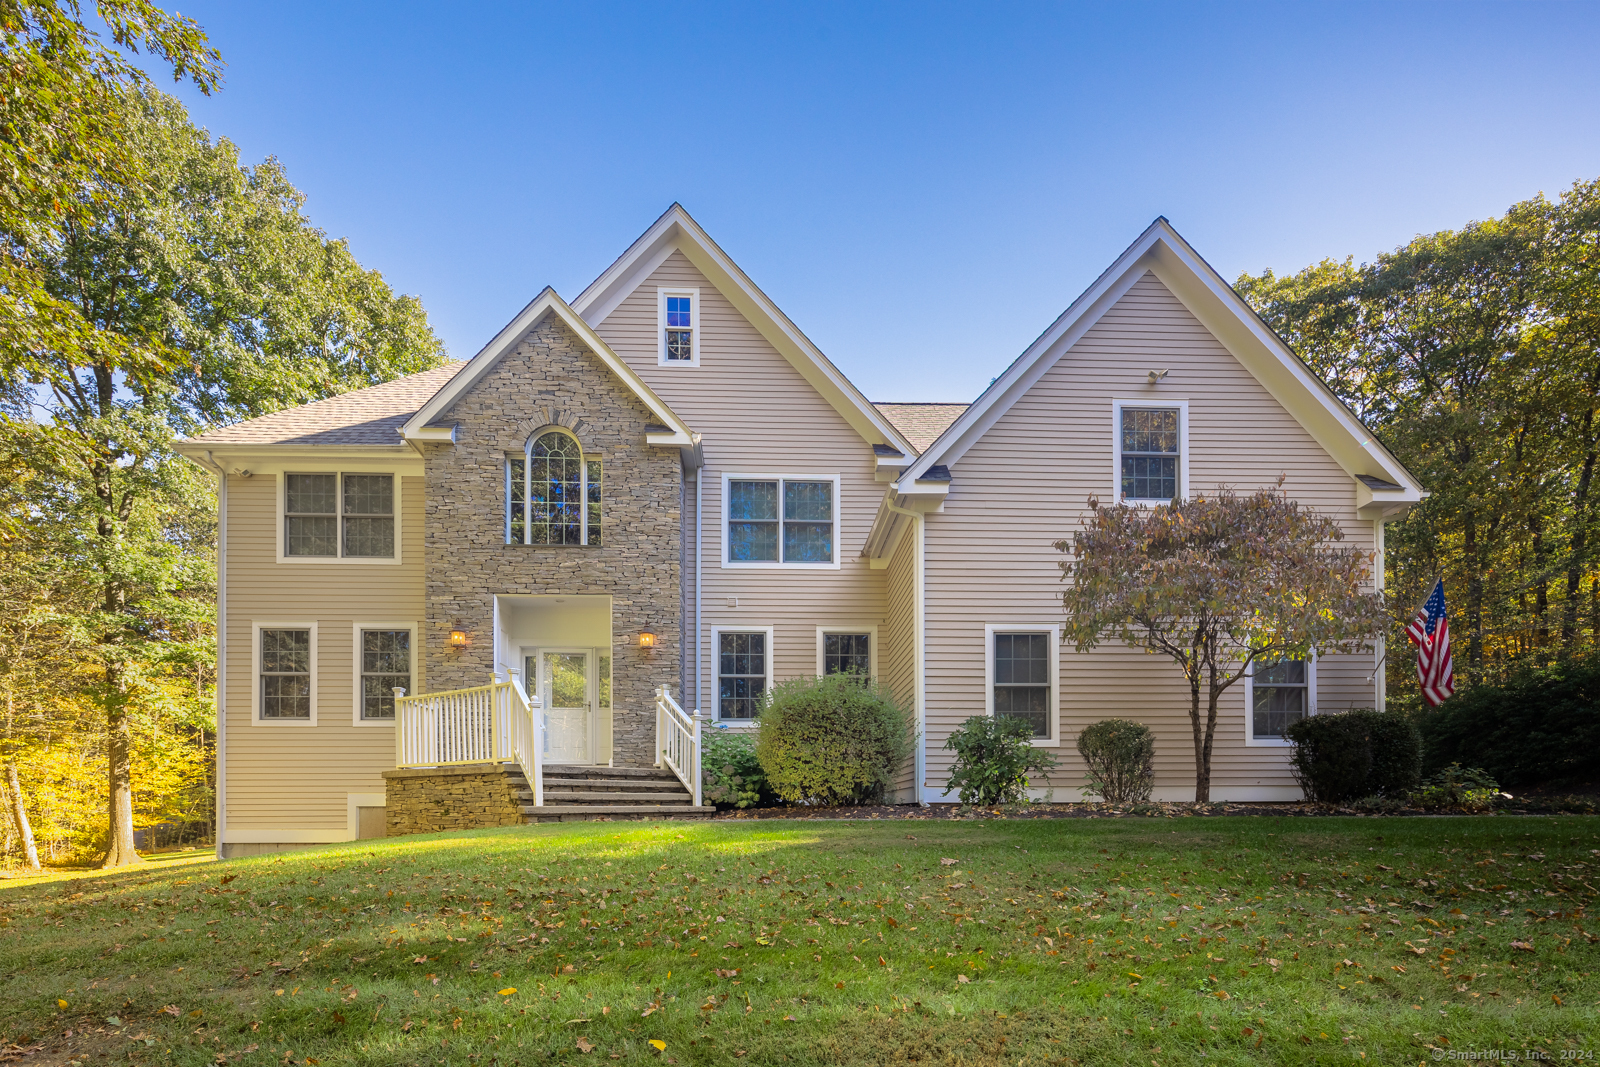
506 428 600 546
275 472 403 565
719 472 843 570
350 621 420 727
1111 398 1190 505
657 286 701 367
814 625 878 679
252 620 318 726
984 623 1060 747
710 624 775 728
1242 651 1318 747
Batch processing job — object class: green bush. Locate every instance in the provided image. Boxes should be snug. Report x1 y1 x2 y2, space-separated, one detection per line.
1410 763 1501 812
1075 719 1154 804
1416 655 1600 787
754 674 913 806
700 728 773 809
942 716 1059 805
1286 709 1422 803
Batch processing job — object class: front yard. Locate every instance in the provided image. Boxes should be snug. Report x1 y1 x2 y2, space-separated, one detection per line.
1 816 1596 1065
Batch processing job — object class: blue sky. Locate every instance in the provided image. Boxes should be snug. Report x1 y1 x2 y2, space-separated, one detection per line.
159 1 1600 403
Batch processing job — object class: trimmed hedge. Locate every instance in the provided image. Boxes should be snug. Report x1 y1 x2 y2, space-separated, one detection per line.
755 674 914 805
1075 719 1155 804
1417 657 1600 787
1286 709 1422 803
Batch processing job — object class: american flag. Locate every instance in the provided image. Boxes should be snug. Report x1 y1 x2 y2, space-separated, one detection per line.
1405 578 1455 706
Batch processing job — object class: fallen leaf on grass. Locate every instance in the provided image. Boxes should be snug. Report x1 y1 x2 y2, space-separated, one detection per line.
576 1037 595 1054
940 858 958 866
498 988 516 996
714 969 739 978
783 1015 797 1022
956 975 969 984
55 1000 67 1011
1511 941 1535 952
648 1041 666 1052
159 1006 180 1017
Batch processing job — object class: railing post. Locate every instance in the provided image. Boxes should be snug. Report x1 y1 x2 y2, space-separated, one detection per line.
655 685 664 769
392 687 406 767
691 708 703 808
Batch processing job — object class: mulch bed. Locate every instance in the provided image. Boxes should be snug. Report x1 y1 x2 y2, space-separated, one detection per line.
712 797 1600 820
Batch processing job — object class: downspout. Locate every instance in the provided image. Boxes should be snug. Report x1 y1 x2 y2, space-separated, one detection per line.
203 452 227 858
882 494 927 805
695 462 703 712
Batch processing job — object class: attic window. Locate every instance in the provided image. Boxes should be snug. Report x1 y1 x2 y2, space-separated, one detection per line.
1113 400 1188 504
657 288 700 365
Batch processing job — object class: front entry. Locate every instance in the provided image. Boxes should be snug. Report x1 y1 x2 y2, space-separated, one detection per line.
526 648 600 765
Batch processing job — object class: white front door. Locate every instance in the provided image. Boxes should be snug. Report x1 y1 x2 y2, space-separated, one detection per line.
532 649 592 765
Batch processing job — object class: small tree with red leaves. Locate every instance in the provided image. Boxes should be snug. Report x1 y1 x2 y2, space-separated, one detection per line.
1057 484 1386 803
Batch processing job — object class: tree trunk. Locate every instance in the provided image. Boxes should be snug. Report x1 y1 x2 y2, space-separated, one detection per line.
1187 656 1209 804
4 762 40 871
100 668 141 868
1563 431 1597 650
1531 514 1549 660
1464 509 1484 672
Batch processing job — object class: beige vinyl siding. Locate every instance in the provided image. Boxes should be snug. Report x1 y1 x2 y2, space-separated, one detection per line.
593 251 887 714
922 272 1376 800
224 472 424 831
882 521 918 797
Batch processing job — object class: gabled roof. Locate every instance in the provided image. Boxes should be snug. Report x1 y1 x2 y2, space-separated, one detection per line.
401 287 694 447
570 204 917 457
896 218 1424 505
873 403 970 453
176 362 466 448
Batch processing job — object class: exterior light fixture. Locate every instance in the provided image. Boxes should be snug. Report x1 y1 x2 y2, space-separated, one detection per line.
639 628 657 650
448 626 468 649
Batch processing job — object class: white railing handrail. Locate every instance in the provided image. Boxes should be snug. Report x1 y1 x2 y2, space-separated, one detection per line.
394 678 544 808
655 684 708 808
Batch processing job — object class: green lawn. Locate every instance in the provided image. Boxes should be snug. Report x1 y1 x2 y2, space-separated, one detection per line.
2 816 1596 1066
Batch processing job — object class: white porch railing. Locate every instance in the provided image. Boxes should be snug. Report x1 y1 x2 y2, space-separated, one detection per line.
655 684 709 808
394 678 545 807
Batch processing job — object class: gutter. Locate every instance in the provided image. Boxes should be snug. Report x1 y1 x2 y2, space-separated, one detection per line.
881 495 928 806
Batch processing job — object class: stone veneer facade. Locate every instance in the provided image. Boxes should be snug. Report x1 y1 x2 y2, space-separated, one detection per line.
421 315 683 768
382 764 525 835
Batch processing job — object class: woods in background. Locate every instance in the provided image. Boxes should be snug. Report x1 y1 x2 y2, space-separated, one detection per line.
0 1 446 868
1239 179 1600 699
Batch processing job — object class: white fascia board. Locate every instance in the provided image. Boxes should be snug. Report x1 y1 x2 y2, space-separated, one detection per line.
900 219 1426 503
400 287 694 443
569 205 918 458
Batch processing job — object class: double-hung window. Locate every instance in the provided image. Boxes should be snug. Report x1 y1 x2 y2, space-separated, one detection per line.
991 631 1052 739
284 473 395 558
1119 407 1180 502
717 631 769 720
658 288 700 365
358 629 411 720
260 628 312 720
726 476 835 565
1248 655 1312 742
507 432 602 545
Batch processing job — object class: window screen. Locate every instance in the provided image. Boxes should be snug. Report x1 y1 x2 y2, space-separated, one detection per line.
718 632 767 719
823 633 870 677
261 629 311 719
1252 657 1308 739
1120 408 1179 501
359 629 410 720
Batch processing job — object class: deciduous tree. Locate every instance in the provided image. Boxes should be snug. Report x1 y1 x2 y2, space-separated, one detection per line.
1057 486 1386 802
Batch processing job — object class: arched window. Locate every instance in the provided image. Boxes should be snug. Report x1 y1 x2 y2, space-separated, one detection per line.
507 431 602 546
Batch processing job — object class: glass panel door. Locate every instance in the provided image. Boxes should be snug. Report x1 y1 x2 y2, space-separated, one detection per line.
539 649 592 765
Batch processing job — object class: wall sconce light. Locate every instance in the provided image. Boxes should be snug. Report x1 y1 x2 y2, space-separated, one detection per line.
448 625 468 649
639 628 657 650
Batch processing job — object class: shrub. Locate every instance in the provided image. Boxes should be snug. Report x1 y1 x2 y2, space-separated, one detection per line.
1286 709 1422 803
942 716 1059 805
755 674 913 806
700 728 773 809
1075 719 1155 804
1416 655 1600 787
1410 763 1501 812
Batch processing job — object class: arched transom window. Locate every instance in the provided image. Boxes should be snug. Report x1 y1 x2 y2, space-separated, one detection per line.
507 431 602 545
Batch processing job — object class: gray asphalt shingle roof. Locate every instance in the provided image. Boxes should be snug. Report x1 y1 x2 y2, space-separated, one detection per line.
872 402 970 453
180 363 466 447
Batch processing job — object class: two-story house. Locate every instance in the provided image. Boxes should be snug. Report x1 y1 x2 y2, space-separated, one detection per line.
175 206 1423 857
